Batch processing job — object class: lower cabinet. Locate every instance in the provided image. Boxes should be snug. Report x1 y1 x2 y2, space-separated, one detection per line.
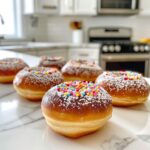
68 48 99 64
25 51 38 56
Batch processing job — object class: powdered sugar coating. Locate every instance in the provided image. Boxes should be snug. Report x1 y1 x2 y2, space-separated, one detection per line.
0 58 28 75
61 60 102 78
14 67 64 91
42 81 112 113
96 71 149 96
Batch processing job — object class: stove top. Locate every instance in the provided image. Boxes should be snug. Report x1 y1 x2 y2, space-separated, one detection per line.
89 27 150 54
101 41 150 54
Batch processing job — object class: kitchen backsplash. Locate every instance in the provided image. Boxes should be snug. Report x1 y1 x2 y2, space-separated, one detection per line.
24 16 150 42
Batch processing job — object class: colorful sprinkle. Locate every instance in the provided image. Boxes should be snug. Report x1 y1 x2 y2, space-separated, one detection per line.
56 81 101 98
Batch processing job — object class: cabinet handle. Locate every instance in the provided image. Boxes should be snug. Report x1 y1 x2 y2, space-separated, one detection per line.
79 53 89 57
42 5 57 9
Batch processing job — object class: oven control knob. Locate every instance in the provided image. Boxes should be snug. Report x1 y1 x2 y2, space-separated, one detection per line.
145 45 150 52
115 45 121 52
140 46 145 52
102 45 108 52
109 45 115 52
134 45 139 52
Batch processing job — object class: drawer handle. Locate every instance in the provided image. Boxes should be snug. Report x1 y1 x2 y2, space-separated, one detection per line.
79 53 89 57
42 5 57 9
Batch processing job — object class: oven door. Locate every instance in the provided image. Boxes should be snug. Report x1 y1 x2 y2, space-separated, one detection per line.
100 54 150 77
98 0 139 15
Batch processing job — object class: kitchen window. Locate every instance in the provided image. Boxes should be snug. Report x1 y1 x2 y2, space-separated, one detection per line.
0 0 22 38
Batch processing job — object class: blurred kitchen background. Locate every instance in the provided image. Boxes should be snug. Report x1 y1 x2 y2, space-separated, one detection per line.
1 0 150 76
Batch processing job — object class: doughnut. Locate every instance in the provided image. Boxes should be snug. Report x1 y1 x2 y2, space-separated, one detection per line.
96 71 150 106
61 60 103 82
13 67 64 101
42 81 112 138
38 56 66 70
0 58 28 83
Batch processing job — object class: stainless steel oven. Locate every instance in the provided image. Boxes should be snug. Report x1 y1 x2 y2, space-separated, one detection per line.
89 27 150 77
98 0 140 15
100 54 150 77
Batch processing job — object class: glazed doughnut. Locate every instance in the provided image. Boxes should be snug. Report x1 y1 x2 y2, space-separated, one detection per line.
0 58 28 83
13 67 64 101
42 81 112 138
38 56 66 70
61 60 103 82
96 71 149 106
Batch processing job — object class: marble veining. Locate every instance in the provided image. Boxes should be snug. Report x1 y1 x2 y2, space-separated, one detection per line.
101 136 135 150
0 51 150 150
138 135 150 143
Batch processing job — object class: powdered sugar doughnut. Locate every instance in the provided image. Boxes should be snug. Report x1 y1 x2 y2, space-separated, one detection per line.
61 60 103 82
13 67 64 101
96 71 149 106
38 56 66 70
42 81 112 138
0 58 28 83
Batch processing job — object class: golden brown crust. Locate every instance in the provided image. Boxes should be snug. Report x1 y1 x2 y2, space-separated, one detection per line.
96 71 150 106
42 105 112 122
0 58 28 76
63 75 97 82
42 81 112 116
61 60 103 81
13 67 64 91
41 81 112 137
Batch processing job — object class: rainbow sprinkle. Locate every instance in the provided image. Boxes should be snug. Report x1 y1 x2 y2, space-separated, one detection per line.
56 81 102 98
105 71 142 80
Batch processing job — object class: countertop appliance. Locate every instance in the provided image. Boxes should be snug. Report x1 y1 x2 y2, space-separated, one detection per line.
98 0 140 15
89 27 150 77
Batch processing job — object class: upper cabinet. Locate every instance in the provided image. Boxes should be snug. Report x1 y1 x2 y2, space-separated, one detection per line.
24 0 59 15
60 0 74 15
140 0 150 15
60 0 97 15
75 0 97 15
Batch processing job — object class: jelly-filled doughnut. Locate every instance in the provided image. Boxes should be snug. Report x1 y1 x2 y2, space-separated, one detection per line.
96 71 149 106
0 58 28 83
61 60 102 82
13 67 64 101
42 81 112 138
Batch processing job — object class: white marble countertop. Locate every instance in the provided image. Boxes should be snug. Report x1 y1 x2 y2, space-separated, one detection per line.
0 51 150 150
0 42 100 51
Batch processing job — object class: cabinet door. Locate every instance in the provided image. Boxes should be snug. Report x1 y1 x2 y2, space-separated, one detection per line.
69 48 99 64
75 0 97 15
60 0 74 15
26 51 38 56
38 0 59 14
140 0 150 15
24 0 35 14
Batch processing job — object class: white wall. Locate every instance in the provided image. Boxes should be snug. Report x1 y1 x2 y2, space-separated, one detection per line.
46 15 150 42
23 16 49 42
23 15 150 43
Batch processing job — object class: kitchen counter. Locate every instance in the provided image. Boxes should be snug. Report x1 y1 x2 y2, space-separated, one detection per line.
0 42 100 51
0 51 150 150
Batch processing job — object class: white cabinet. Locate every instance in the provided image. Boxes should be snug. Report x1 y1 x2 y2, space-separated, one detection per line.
60 0 97 15
75 0 97 15
24 0 59 15
60 0 74 15
68 48 99 64
25 51 38 56
140 0 150 15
